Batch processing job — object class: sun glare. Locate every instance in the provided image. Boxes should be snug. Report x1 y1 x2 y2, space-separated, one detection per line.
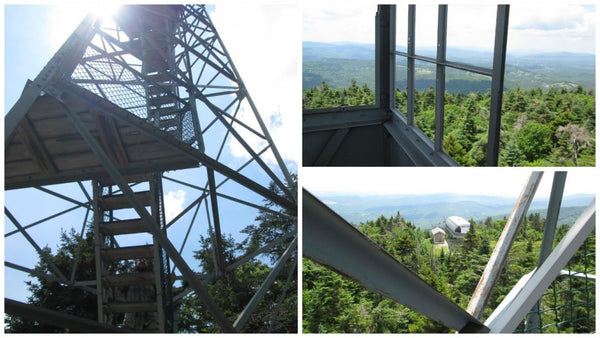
87 3 122 23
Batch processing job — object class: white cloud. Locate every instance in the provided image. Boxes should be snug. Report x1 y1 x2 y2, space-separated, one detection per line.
164 190 186 223
211 4 301 167
303 167 598 199
303 2 374 43
303 3 596 53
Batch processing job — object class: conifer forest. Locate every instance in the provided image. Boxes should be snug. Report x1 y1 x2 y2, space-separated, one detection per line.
303 81 595 166
302 212 595 333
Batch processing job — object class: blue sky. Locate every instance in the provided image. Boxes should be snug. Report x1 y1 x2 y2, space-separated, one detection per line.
302 2 596 54
3 4 299 303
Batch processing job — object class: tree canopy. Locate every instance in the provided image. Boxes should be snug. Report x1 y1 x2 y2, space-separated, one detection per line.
303 81 595 166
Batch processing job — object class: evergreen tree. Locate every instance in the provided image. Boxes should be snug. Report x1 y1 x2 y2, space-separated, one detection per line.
5 227 98 333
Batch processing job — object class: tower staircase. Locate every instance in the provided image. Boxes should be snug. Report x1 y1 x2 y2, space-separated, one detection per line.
4 4 297 333
93 175 173 332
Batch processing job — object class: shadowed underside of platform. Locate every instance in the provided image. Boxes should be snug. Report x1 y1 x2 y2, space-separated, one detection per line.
5 83 199 190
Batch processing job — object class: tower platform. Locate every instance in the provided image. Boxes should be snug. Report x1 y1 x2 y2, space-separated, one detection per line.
5 80 199 190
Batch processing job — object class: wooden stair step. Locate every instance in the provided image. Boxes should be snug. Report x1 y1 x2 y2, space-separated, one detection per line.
104 272 155 287
100 219 149 235
106 302 157 313
101 191 151 211
102 245 154 261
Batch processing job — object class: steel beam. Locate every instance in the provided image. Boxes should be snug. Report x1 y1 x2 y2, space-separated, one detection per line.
525 171 566 331
60 101 236 332
5 15 97 143
384 112 459 166
375 5 396 110
206 167 226 275
406 5 416 125
202 7 295 198
226 230 296 272
434 5 448 152
5 204 85 238
314 128 350 166
466 171 543 319
396 52 493 77
485 200 595 332
5 261 96 295
5 208 69 283
233 237 297 331
486 5 510 166
5 298 133 333
57 81 294 211
268 256 297 333
303 106 387 133
303 189 488 332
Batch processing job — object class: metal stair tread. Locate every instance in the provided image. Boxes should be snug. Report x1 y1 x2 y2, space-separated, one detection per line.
104 271 156 286
100 218 149 235
100 191 151 211
101 245 155 261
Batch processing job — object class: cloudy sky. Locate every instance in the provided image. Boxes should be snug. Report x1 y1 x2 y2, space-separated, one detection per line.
303 1 596 54
303 167 599 199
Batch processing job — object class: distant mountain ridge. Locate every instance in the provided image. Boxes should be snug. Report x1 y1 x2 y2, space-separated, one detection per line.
303 41 595 92
318 192 594 228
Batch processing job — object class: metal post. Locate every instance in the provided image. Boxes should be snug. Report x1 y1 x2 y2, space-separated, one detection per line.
467 171 543 319
434 5 448 152
406 5 416 125
206 167 226 275
233 237 297 331
524 171 567 332
485 199 595 332
486 5 510 166
375 5 396 110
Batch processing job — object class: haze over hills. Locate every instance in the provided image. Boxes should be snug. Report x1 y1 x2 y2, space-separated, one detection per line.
317 192 594 229
303 41 595 92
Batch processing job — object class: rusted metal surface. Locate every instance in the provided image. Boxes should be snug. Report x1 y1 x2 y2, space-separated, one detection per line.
303 189 489 332
466 171 543 319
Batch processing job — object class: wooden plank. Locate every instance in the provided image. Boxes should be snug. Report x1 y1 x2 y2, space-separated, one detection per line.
101 245 154 261
101 191 151 210
5 157 198 190
5 139 31 162
4 159 40 178
53 151 101 171
95 112 129 166
16 116 57 175
100 218 149 235
104 272 155 287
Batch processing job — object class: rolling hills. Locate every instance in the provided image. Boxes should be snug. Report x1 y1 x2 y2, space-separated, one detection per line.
303 41 595 92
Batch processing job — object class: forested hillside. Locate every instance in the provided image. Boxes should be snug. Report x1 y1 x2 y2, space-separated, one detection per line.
303 212 595 333
303 82 595 166
302 42 595 91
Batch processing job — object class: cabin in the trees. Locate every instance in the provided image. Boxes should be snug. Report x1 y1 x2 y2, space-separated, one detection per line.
431 227 446 244
445 216 470 237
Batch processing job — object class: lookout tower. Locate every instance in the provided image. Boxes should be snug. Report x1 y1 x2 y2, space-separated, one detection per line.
5 5 297 333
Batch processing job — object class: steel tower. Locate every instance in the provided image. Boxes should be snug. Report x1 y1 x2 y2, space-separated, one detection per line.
5 5 297 333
